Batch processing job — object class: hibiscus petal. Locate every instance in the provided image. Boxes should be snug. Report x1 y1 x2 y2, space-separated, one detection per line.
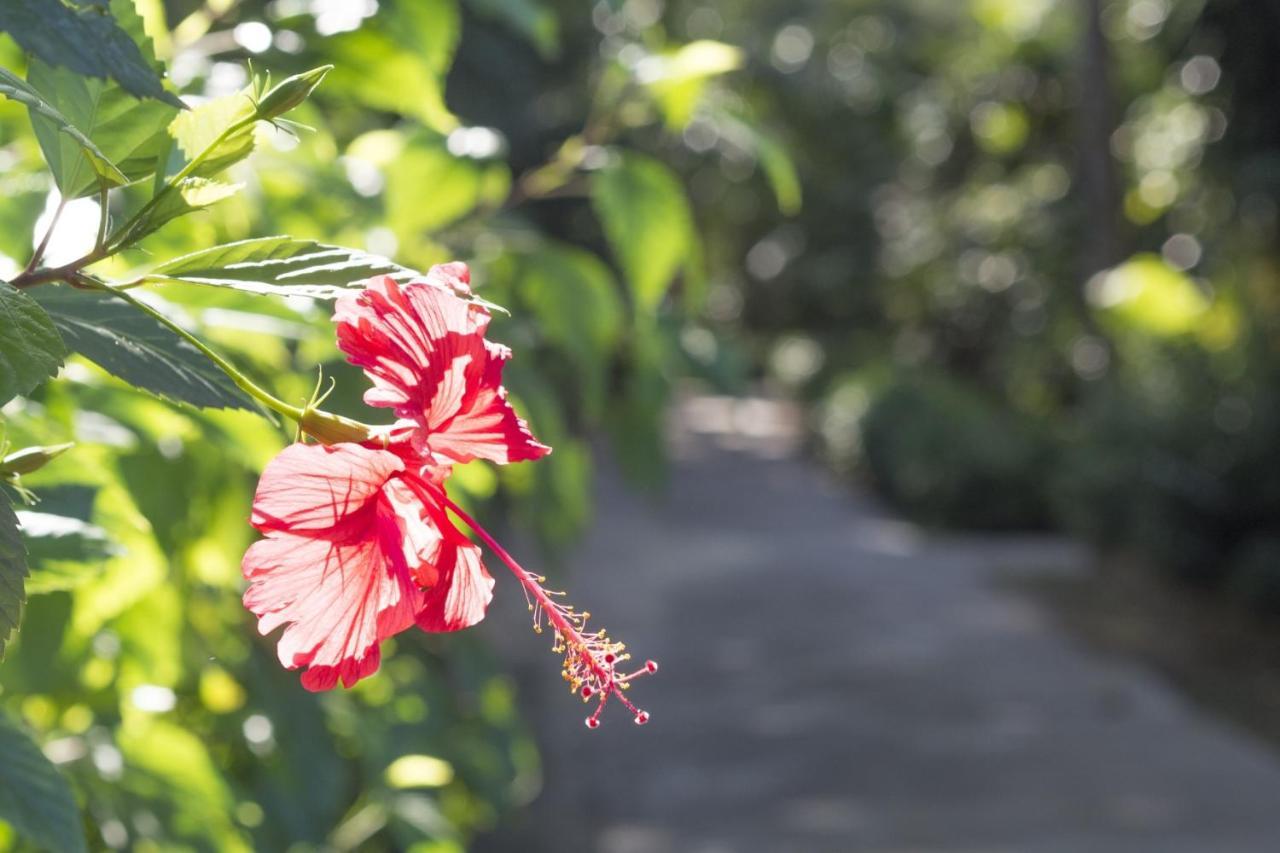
334 275 485 421
335 273 550 466
424 341 551 465
415 531 494 633
250 442 404 534
242 528 424 690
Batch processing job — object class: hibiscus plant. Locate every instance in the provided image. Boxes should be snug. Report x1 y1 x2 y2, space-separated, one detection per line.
0 0 795 847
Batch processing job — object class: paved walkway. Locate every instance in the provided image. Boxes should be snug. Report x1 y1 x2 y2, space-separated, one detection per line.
478 397 1280 853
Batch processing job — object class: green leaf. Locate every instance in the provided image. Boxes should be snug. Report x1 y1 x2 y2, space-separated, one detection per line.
722 115 802 216
0 713 87 853
0 0 180 107
19 510 115 594
31 286 252 410
168 92 257 179
509 245 623 415
387 142 508 240
147 236 414 298
0 499 28 659
0 283 67 408
465 0 560 58
591 152 695 314
119 177 242 245
0 68 129 191
638 40 743 128
25 0 179 199
326 0 460 131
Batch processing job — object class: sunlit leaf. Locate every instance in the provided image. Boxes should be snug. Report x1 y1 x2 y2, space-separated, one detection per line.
0 0 180 106
327 0 460 131
118 176 242 245
0 282 67 408
638 40 743 128
592 151 694 314
0 713 87 853
31 285 251 410
147 236 413 298
168 92 257 178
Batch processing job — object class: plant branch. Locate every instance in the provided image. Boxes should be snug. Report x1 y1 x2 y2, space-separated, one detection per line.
24 197 66 275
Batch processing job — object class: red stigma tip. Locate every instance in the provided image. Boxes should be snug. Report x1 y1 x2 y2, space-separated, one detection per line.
581 686 594 698
604 653 616 664
645 660 659 673
585 717 600 729
634 711 650 725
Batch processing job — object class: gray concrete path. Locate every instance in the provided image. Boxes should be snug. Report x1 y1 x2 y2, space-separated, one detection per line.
478 397 1280 853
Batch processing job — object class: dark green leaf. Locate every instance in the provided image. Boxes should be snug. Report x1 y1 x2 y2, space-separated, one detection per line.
591 151 695 313
31 286 251 410
0 68 128 191
19 510 115 594
0 713 87 853
0 499 27 659
147 236 414 298
26 0 179 198
0 282 67 407
0 0 181 107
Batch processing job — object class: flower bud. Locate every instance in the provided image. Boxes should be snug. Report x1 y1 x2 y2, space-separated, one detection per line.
0 442 74 476
254 65 332 122
299 408 374 446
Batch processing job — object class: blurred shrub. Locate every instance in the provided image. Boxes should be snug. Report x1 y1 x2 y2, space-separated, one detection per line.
856 372 1052 530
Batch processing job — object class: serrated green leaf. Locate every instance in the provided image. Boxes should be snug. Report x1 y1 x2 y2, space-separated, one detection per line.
591 152 695 314
147 236 414 298
0 283 67 407
0 68 129 191
0 0 180 107
0 499 27 659
19 510 115 594
31 286 251 410
168 92 257 179
25 0 179 199
0 713 86 853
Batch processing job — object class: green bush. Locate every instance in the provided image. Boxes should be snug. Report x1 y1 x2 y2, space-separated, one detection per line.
856 373 1053 530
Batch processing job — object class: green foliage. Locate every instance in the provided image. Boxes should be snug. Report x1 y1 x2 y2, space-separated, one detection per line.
0 713 86 853
0 0 179 105
0 283 66 407
0 499 27 659
0 0 785 846
0 68 129 191
148 236 411 298
592 152 696 315
860 374 1052 530
24 0 177 199
32 286 251 410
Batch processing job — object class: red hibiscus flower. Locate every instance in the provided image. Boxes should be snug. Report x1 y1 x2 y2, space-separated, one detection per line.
242 266 655 727
242 440 492 690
